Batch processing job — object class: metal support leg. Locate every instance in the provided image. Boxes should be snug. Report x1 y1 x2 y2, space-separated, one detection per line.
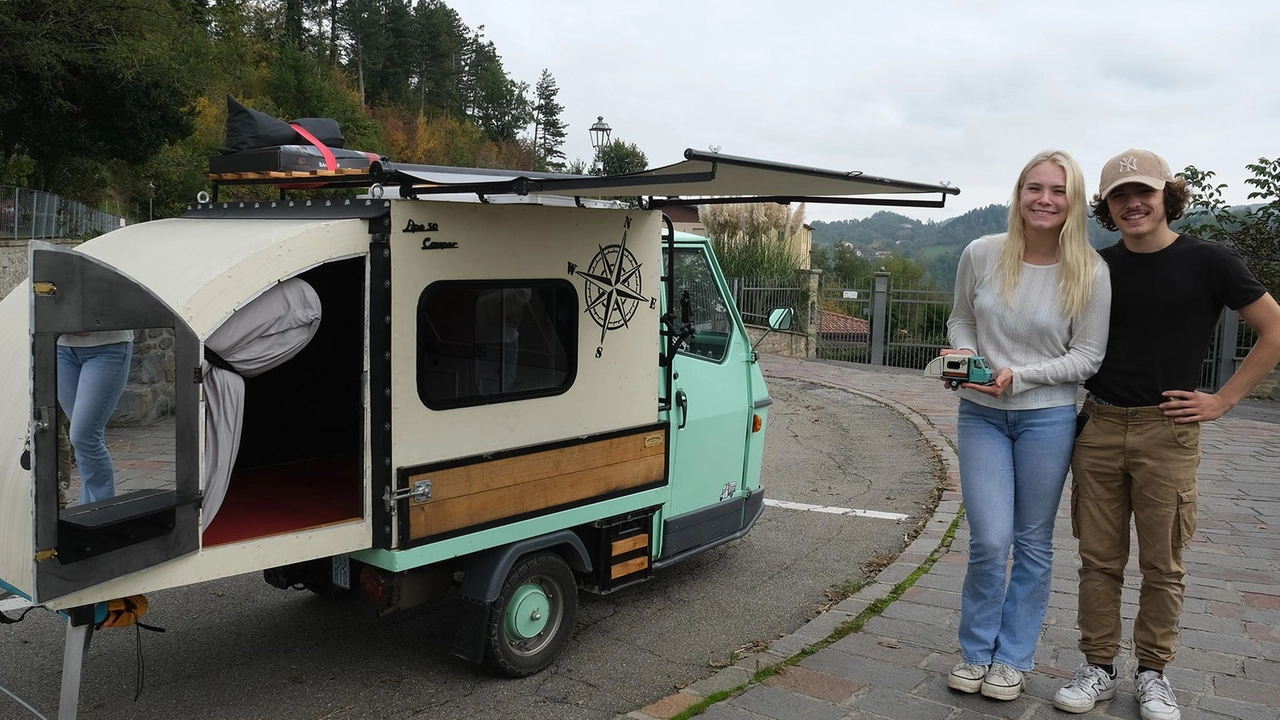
58 612 94 720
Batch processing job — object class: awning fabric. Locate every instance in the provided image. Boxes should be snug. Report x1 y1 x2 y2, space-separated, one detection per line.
373 149 960 207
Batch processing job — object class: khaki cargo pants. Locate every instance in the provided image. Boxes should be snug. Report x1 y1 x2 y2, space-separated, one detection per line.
1070 396 1200 671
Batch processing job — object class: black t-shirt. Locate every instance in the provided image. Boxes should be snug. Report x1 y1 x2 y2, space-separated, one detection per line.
1085 234 1266 407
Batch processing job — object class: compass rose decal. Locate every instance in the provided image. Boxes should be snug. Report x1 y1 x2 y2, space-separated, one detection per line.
568 216 657 358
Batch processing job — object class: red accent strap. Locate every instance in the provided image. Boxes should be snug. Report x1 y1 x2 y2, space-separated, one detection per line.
290 123 336 171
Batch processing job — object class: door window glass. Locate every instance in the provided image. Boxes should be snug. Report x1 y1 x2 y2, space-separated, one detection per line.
670 249 734 362
417 281 577 409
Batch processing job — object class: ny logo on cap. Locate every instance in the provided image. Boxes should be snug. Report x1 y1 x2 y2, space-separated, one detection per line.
1119 156 1138 173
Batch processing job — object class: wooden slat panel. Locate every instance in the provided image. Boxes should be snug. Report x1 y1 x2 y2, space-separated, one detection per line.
407 430 665 503
610 556 649 580
611 534 648 556
409 453 664 540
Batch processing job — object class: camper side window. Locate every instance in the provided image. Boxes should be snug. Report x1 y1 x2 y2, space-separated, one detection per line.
416 280 577 409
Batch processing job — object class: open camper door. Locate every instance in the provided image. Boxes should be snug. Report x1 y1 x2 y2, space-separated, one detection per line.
29 242 200 604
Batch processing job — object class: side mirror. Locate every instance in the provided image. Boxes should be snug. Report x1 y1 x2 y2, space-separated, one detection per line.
752 306 796 355
767 307 794 331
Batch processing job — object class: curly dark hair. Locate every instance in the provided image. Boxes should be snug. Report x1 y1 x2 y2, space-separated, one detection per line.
1091 177 1191 232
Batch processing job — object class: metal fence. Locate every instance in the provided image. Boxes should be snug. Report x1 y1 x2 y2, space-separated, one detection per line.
0 186 128 240
738 271 1248 392
729 276 811 335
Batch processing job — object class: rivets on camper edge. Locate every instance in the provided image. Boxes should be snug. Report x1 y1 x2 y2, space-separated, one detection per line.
384 388 391 397
382 248 390 258
384 315 390 325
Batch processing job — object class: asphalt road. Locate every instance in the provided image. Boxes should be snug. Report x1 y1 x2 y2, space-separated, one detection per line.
0 378 942 720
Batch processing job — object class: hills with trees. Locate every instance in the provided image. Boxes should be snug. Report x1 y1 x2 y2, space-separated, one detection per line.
0 0 612 220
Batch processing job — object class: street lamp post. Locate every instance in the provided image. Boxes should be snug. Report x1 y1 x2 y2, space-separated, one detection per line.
147 182 155 221
589 116 611 174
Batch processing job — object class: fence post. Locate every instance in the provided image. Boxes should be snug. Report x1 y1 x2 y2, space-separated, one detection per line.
1215 308 1240 390
805 268 821 358
870 271 890 365
12 187 17 239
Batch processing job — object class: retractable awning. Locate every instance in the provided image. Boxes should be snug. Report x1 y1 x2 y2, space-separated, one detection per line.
372 149 960 209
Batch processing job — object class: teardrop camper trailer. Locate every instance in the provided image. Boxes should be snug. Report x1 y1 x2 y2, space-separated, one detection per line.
0 149 959 718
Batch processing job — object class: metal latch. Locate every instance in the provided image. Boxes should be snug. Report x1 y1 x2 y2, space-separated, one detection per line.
32 281 57 296
388 479 432 505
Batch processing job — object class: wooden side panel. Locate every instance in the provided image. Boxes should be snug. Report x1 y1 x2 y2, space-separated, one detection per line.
407 427 667 541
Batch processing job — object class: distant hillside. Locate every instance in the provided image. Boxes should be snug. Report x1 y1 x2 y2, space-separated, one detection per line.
811 205 1127 288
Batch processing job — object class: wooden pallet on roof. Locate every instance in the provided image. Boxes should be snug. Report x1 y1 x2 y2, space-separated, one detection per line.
207 167 373 182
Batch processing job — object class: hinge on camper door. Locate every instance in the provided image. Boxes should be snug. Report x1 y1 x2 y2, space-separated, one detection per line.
384 480 432 511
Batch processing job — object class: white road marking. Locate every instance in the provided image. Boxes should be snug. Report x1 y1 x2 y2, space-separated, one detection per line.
764 498 909 521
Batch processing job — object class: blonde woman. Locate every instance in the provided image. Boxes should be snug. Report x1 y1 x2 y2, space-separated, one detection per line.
942 150 1111 701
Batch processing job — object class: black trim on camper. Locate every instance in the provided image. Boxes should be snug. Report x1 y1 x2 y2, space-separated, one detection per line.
369 236 394 549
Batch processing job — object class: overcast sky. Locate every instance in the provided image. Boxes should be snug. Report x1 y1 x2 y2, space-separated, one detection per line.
448 0 1277 224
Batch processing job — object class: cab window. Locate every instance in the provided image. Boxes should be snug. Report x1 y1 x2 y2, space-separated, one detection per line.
416 280 577 409
671 248 733 362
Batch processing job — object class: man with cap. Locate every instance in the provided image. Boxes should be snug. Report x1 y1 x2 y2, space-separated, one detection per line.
1053 149 1280 720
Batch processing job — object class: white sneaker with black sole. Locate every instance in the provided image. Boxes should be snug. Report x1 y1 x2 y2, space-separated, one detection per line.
980 662 1025 700
1054 663 1118 713
1135 670 1180 720
948 662 987 693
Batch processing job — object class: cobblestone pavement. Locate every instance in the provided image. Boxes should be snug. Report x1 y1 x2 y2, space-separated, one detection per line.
623 356 1280 720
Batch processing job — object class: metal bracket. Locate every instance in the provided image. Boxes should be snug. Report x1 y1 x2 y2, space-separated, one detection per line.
388 479 432 506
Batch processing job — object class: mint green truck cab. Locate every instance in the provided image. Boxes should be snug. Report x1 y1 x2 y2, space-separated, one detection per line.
0 150 956 717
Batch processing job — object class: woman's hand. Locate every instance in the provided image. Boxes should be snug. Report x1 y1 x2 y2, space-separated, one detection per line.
962 367 1013 397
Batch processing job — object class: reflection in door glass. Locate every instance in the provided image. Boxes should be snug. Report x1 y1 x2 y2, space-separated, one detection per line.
56 328 176 511
670 249 733 362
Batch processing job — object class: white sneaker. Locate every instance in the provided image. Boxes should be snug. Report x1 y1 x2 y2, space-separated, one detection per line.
1054 663 1118 713
948 662 987 693
1135 670 1180 720
980 662 1025 700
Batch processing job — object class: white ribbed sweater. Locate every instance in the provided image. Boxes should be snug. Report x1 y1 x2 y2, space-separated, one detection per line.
947 234 1111 410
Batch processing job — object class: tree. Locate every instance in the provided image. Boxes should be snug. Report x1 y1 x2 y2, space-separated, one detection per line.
411 0 468 118
594 138 648 176
0 0 202 195
1182 158 1280 297
701 202 806 282
531 69 567 171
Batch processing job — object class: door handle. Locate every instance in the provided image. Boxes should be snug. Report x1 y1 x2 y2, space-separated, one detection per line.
675 390 688 429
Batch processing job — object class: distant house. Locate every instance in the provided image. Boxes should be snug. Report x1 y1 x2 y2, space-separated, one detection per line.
819 310 869 344
663 204 707 237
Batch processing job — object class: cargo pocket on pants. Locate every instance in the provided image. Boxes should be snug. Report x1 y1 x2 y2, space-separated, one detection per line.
1174 487 1198 548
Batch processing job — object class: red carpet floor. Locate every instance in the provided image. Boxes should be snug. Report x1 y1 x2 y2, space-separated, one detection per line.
203 456 363 547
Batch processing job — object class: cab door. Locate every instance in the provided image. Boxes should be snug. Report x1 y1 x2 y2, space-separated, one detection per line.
30 242 201 603
663 244 752 556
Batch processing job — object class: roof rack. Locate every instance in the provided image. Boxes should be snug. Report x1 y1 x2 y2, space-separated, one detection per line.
206 148 960 209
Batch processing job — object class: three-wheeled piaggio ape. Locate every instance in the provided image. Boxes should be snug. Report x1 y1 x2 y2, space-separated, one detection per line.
0 147 958 718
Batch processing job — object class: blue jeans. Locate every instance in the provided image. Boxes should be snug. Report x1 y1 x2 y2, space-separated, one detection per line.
56 342 133 504
957 399 1075 671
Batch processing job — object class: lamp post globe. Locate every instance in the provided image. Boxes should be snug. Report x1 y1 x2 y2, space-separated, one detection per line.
589 116 611 173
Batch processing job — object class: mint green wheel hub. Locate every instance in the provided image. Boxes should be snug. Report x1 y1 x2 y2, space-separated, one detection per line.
505 582 551 641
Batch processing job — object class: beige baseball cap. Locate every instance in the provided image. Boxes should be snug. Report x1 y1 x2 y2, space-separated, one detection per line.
1097 149 1174 199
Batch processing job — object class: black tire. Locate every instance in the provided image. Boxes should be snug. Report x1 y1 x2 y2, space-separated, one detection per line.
482 550 577 677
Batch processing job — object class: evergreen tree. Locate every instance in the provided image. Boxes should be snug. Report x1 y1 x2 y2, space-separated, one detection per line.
594 139 647 176
531 69 567 171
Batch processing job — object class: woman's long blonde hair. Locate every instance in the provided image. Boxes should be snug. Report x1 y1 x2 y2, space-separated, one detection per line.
996 149 1098 319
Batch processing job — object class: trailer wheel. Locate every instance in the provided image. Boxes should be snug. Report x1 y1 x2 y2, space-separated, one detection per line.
483 550 577 677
